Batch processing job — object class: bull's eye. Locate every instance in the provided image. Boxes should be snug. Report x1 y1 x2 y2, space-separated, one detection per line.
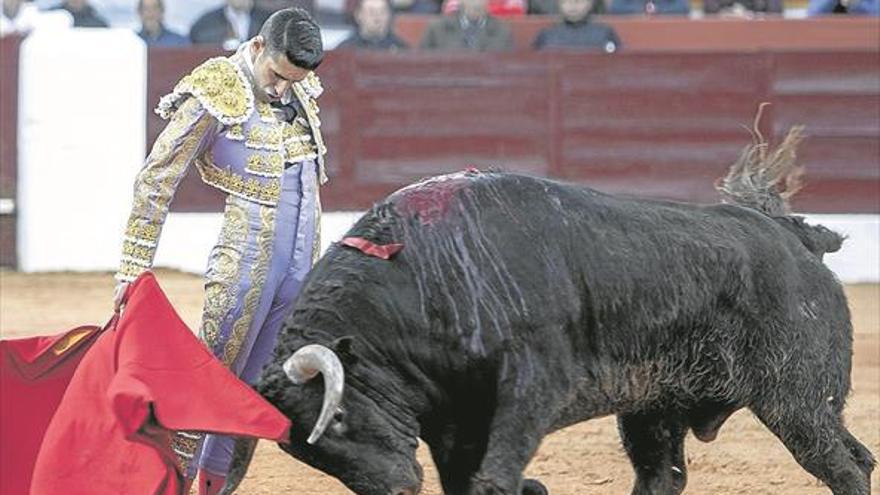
331 419 347 435
330 407 347 435
333 408 346 423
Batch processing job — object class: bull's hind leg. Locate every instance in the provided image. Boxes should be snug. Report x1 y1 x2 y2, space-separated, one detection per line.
750 403 871 495
617 410 688 495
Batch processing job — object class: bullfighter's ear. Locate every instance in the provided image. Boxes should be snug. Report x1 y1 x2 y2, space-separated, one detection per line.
332 336 359 366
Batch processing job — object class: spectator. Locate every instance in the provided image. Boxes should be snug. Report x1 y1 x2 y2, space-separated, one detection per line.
703 0 782 15
608 0 690 14
2 0 72 36
2 0 39 35
189 0 272 49
137 0 188 46
257 0 315 14
337 0 408 50
51 0 108 27
443 0 526 16
529 0 605 16
808 0 879 14
533 0 620 51
390 0 441 13
420 0 513 50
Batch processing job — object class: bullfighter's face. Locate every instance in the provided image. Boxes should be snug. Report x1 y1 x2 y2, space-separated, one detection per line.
249 36 311 103
258 349 423 495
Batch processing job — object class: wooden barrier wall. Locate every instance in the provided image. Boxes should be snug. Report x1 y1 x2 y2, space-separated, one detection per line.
0 36 20 267
147 49 880 214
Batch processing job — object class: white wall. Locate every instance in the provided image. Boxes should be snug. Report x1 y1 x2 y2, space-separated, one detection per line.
149 212 880 284
17 29 146 273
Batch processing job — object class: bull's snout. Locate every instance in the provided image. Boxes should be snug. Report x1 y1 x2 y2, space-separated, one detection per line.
390 486 420 495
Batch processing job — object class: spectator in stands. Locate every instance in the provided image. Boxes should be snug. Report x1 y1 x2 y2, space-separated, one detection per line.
190 0 272 49
443 0 526 16
533 0 620 51
137 0 188 46
2 0 72 36
51 0 108 27
2 0 39 35
703 0 782 15
257 0 315 14
608 0 689 14
390 0 442 13
808 0 879 14
337 0 408 50
420 0 513 50
529 0 604 16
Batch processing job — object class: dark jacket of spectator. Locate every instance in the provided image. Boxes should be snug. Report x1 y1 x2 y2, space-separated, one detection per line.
609 0 690 14
138 25 189 46
420 14 513 51
189 7 271 44
808 0 879 14
703 0 782 13
337 32 409 49
52 2 108 27
529 0 605 15
392 0 442 12
533 17 621 51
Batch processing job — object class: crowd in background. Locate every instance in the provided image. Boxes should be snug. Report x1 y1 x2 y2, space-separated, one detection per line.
2 0 878 52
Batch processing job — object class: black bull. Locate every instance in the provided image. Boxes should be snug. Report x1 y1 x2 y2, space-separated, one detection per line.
224 159 874 494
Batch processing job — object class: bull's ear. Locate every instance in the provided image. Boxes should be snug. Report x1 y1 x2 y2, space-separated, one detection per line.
332 336 359 367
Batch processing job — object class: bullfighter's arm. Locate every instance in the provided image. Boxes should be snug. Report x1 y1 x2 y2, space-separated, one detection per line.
115 97 217 282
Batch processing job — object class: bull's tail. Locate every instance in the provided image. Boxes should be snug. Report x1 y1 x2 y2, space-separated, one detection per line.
715 104 845 258
715 104 805 217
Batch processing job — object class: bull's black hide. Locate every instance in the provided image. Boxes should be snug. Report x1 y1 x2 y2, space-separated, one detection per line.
247 167 872 495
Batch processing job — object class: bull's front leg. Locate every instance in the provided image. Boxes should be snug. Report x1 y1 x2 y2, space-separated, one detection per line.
468 375 556 495
468 403 548 495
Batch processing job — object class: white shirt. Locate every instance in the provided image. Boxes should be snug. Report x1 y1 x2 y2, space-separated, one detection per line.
224 6 251 42
0 5 72 37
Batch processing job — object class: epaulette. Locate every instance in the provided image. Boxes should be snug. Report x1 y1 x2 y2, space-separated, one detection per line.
155 57 254 126
298 72 324 100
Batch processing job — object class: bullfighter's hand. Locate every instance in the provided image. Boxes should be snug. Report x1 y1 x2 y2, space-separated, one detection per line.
113 281 130 313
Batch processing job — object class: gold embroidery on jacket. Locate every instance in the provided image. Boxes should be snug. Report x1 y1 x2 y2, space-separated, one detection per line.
196 160 281 206
156 57 253 126
246 125 283 151
256 100 275 123
226 123 245 141
245 154 284 178
117 98 215 282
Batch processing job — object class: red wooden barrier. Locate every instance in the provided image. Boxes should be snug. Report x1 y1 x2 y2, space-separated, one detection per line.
0 36 21 267
144 48 878 214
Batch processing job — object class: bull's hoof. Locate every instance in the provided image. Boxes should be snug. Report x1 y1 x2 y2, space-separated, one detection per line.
521 478 548 495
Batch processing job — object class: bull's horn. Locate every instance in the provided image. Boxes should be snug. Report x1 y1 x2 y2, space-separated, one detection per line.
283 344 345 444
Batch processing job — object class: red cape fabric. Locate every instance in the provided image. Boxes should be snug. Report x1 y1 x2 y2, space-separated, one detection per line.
27 272 291 495
0 324 103 495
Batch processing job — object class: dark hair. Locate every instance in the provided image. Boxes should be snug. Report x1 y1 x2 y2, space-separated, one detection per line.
259 8 323 70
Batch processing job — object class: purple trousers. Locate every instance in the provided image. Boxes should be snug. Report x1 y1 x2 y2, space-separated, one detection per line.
173 159 320 477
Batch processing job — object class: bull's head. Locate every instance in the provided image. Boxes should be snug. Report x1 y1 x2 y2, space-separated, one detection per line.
259 341 423 495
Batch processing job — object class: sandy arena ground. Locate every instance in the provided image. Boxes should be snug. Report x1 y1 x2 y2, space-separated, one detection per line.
1 269 877 494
